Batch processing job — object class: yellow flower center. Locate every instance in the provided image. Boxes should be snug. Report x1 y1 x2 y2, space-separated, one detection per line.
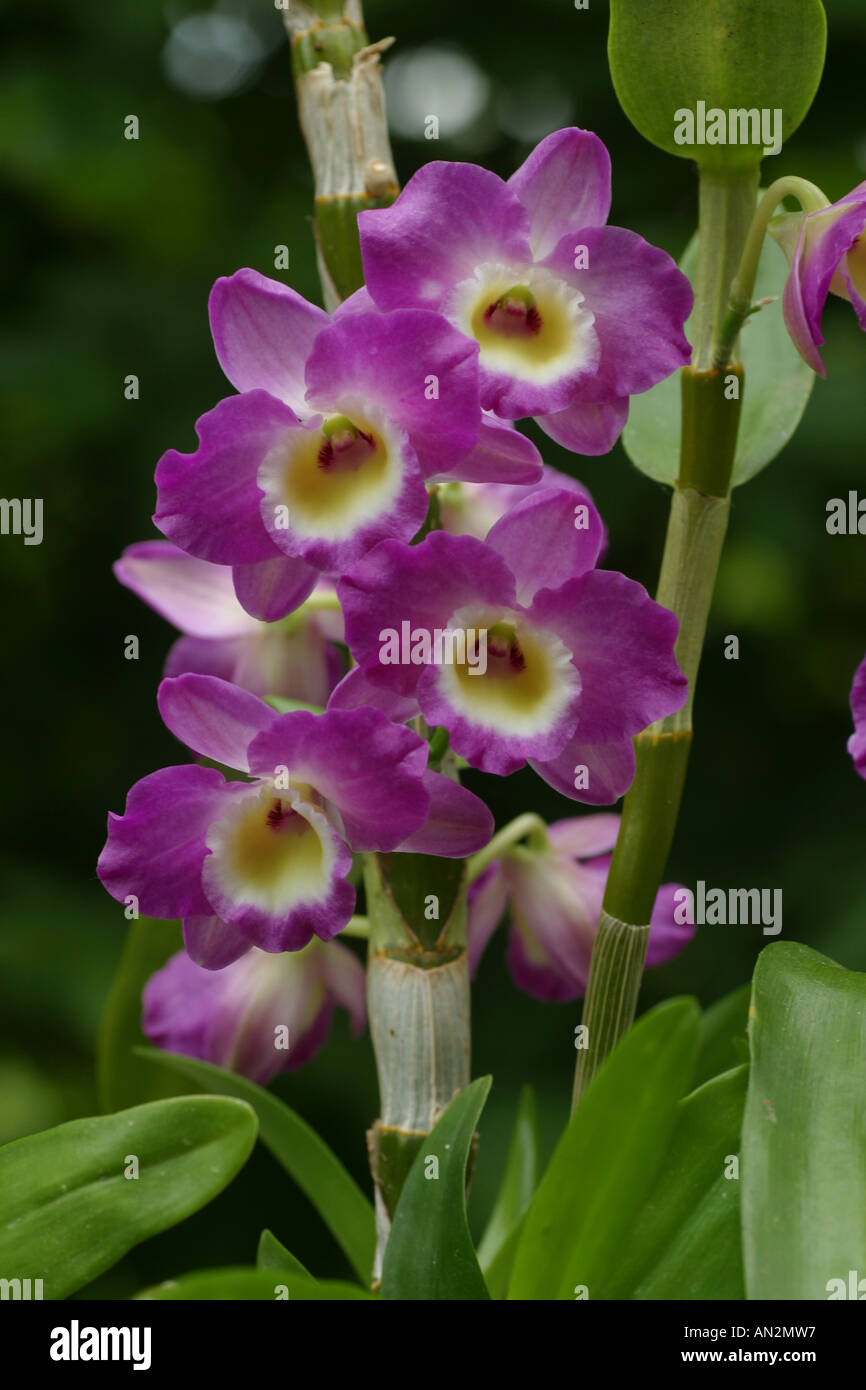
470 281 572 366
281 414 389 526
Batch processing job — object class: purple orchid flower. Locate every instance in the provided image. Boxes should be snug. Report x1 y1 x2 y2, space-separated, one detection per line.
357 127 693 455
771 182 866 376
115 540 344 705
153 270 542 622
467 814 693 1002
334 486 687 803
848 651 866 779
143 938 365 1083
97 673 492 962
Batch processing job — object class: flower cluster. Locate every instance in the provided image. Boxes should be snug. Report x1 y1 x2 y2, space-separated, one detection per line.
101 129 697 1080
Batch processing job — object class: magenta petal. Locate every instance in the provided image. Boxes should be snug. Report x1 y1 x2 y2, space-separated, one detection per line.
230 621 339 705
506 926 580 1002
247 706 429 851
530 735 637 805
543 226 693 400
115 542 257 639
848 652 866 778
645 882 696 965
339 531 517 696
327 665 422 723
158 673 275 772
183 915 252 970
508 128 612 261
485 485 605 605
209 268 329 411
800 191 866 341
398 771 493 857
98 764 231 919
547 813 621 859
143 950 224 1065
143 944 356 1083
359 161 533 311
319 939 366 1037
434 414 543 485
504 851 603 1000
304 309 481 475
466 863 508 976
530 570 687 742
332 285 379 319
438 466 594 542
535 396 629 456
154 391 301 565
782 243 828 377
231 553 318 622
164 634 245 685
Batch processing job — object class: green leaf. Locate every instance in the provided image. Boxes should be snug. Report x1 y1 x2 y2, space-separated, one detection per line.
609 0 826 171
138 1049 375 1286
476 1085 540 1286
380 1076 492 1301
623 229 815 489
256 1228 311 1280
482 1221 524 1302
137 1268 373 1300
97 917 184 1112
742 942 866 1300
0 1096 257 1299
600 1066 747 1299
508 998 699 1300
692 983 751 1088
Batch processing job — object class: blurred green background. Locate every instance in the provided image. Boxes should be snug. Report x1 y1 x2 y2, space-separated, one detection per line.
2 0 865 1293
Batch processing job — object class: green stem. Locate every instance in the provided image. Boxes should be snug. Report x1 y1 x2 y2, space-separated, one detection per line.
691 170 760 371
465 812 550 884
571 169 753 1107
714 176 828 370
362 852 470 1281
282 1 398 304
341 915 370 938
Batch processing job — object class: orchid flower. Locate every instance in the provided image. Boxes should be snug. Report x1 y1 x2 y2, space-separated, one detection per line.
97 673 492 963
334 486 686 803
771 181 866 376
467 814 693 1001
357 128 693 454
154 271 542 622
143 938 365 1083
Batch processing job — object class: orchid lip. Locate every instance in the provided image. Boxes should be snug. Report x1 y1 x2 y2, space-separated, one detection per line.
434 605 580 737
483 285 542 339
447 261 597 386
318 415 378 472
202 781 337 919
258 401 409 543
